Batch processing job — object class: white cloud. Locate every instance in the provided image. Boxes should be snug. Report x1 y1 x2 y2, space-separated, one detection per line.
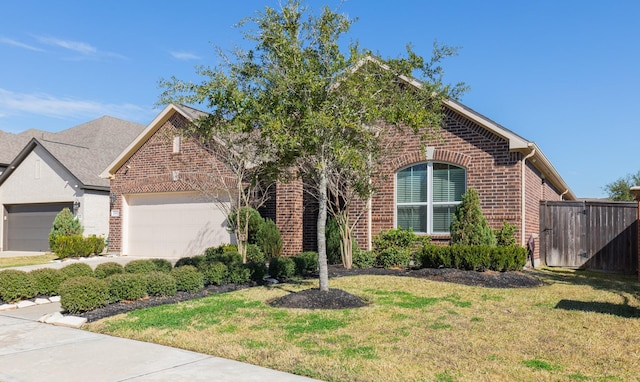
35 35 126 60
170 51 202 60
0 88 147 122
0 37 44 52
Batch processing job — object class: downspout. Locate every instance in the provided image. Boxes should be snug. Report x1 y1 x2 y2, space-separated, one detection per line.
367 196 372 251
521 144 536 246
560 189 568 200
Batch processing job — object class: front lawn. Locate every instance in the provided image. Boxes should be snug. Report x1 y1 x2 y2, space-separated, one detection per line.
0 254 57 269
85 269 640 381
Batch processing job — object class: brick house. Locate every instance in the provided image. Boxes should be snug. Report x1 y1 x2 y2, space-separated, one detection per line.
102 101 575 264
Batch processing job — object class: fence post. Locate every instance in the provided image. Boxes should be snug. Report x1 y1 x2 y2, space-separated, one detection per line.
630 186 640 281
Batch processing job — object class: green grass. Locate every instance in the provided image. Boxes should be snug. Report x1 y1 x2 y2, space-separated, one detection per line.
0 254 57 269
86 268 640 381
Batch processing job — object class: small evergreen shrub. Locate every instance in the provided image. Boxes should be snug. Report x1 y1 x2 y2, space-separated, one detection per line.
107 273 148 302
228 264 251 284
268 257 296 279
293 251 319 275
85 235 106 255
450 188 497 246
94 262 125 279
245 244 265 264
150 259 173 273
60 262 94 278
245 261 268 282
325 217 342 265
171 265 204 292
175 255 205 269
124 259 158 274
0 270 38 303
49 208 83 249
145 271 177 297
59 276 108 314
373 228 421 253
52 235 91 259
205 250 243 266
227 207 264 244
352 249 377 269
376 247 411 269
200 261 228 285
30 268 67 296
417 244 527 272
257 218 283 259
495 221 517 247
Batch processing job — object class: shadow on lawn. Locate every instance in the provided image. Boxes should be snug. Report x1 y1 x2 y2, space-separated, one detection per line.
555 299 640 318
531 267 640 296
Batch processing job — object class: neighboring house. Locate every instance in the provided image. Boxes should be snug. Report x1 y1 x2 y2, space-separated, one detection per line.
0 117 145 252
103 101 575 265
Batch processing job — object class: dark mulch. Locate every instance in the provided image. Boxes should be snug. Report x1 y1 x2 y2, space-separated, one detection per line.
77 265 544 321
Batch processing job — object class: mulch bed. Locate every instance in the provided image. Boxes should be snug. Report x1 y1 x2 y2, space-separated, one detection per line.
78 265 544 322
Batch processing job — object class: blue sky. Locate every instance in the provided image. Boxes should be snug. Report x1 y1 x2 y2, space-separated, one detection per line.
1 1 638 198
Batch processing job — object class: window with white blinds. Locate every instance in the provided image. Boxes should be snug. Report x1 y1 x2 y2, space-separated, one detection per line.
396 162 465 234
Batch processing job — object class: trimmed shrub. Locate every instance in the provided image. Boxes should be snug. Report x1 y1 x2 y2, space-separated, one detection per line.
124 259 158 274
60 262 94 278
293 251 319 275
49 208 83 249
205 250 243 266
150 259 173 273
107 273 148 302
171 265 204 293
200 261 228 285
245 261 268 282
245 244 266 264
94 262 125 279
175 255 205 269
228 264 251 284
373 228 421 253
325 217 342 265
257 218 283 259
52 235 89 259
145 271 177 297
352 249 377 269
59 276 108 314
450 188 497 246
417 244 527 272
0 270 38 303
496 221 517 247
30 268 67 296
85 235 106 255
376 247 411 269
268 257 296 279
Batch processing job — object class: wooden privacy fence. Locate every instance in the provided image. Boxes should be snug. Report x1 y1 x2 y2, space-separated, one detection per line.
540 200 638 274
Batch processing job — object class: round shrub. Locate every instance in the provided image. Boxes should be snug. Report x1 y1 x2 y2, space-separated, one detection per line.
94 262 124 279
145 271 177 297
293 251 319 275
352 249 377 269
150 259 173 273
200 261 228 285
60 262 94 278
246 261 268 282
30 268 67 296
107 273 148 302
124 259 158 274
376 247 411 269
205 250 242 266
170 265 204 293
245 244 265 264
59 276 109 314
175 255 205 269
0 270 38 303
268 257 296 279
228 264 251 284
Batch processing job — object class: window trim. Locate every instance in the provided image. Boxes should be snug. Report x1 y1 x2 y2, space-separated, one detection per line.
394 161 466 234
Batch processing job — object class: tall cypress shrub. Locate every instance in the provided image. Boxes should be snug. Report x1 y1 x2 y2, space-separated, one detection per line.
49 208 83 249
450 188 497 246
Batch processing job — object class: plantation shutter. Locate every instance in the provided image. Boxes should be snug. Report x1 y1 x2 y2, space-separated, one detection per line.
397 164 427 203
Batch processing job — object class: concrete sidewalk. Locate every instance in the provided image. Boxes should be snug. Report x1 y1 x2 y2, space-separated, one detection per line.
0 302 320 382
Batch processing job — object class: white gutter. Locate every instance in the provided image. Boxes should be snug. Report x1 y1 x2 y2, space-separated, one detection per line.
522 145 536 246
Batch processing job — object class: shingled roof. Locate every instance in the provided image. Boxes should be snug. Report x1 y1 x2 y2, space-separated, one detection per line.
0 116 146 190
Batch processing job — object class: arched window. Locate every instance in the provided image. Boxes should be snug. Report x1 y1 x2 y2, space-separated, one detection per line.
396 162 466 234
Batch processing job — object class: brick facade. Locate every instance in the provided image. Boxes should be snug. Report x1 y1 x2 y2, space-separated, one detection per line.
107 112 235 254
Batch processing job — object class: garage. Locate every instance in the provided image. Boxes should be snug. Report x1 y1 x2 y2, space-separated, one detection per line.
5 202 73 251
125 192 231 258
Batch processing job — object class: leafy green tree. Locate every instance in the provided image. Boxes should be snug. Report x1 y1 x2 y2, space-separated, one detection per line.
450 188 497 246
49 208 82 249
604 170 640 201
159 0 465 291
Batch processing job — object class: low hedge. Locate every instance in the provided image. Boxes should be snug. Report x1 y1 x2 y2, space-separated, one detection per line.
30 268 67 296
352 249 377 269
200 261 228 285
417 244 527 272
94 262 125 279
59 276 109 314
376 247 411 269
145 271 177 297
171 265 204 293
124 259 160 274
269 257 296 279
0 270 38 303
60 263 94 278
52 235 106 259
107 273 148 302
293 252 319 275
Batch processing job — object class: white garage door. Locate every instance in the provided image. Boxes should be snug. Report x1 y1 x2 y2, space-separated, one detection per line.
125 192 231 258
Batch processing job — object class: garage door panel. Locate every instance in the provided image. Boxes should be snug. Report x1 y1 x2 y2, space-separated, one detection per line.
6 203 73 251
126 193 231 258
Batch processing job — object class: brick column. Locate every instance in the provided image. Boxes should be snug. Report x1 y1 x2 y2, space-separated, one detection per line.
275 178 304 255
631 186 640 281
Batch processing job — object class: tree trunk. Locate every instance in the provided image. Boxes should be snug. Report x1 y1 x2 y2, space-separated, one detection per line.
317 167 329 291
